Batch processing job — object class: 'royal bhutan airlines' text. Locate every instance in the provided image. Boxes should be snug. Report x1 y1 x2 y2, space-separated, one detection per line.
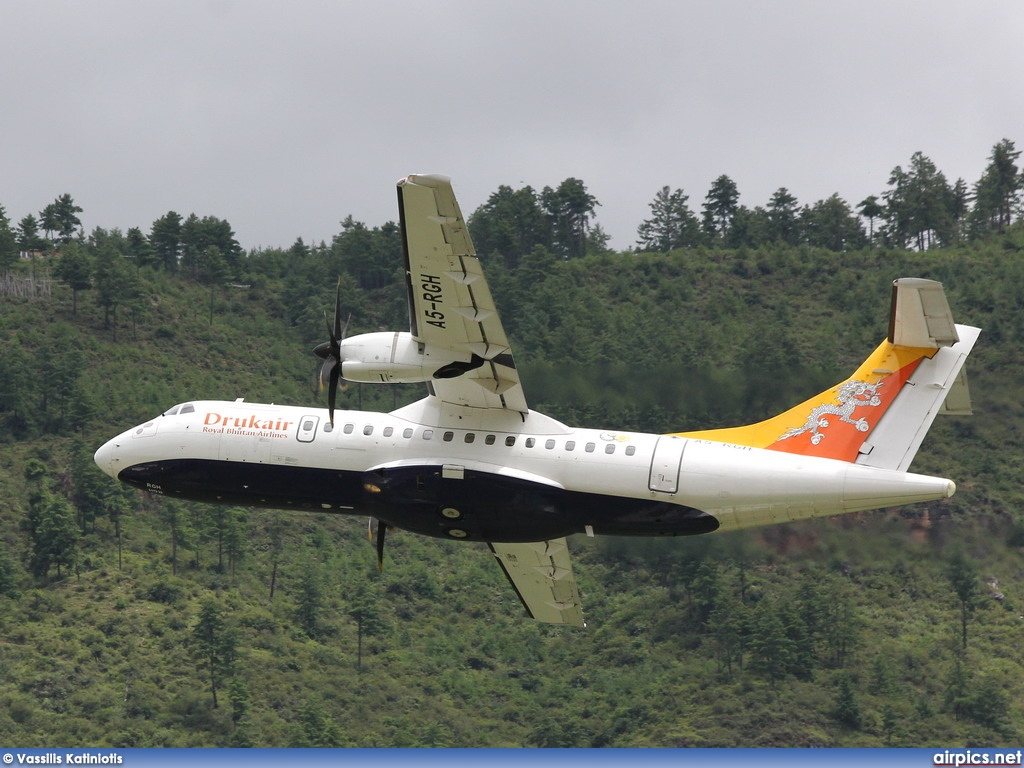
203 412 293 439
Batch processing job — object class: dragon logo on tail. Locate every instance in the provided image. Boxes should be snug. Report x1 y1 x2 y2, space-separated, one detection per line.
778 379 884 446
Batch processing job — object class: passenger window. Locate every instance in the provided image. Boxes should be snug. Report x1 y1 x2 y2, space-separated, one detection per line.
363 425 373 436
344 423 355 434
545 439 555 450
403 428 414 438
485 435 496 446
585 442 596 453
465 433 475 444
605 444 616 454
525 438 535 448
625 445 636 456
383 426 394 437
302 419 315 433
443 431 454 442
505 436 516 447
566 441 575 451
422 429 434 440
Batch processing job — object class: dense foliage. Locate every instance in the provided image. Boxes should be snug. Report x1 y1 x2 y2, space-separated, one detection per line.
1 143 1023 746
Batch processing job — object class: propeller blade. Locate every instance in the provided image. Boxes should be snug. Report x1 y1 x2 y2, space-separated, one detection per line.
376 521 387 572
327 364 340 426
332 280 343 342
317 356 334 392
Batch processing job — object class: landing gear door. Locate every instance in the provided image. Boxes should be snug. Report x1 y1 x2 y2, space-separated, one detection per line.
649 436 686 493
296 415 320 443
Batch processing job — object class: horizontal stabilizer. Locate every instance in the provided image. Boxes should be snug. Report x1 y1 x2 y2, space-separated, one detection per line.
889 278 959 348
940 367 973 416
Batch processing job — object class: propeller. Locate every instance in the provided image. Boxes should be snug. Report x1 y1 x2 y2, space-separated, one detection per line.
313 280 350 426
368 517 388 571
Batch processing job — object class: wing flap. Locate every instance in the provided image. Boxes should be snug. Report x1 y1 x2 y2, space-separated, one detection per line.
489 538 585 627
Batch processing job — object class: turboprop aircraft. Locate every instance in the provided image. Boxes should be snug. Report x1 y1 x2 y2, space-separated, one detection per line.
94 174 981 627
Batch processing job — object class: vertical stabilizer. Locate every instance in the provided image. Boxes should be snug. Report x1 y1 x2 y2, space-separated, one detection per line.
674 279 979 470
856 322 979 471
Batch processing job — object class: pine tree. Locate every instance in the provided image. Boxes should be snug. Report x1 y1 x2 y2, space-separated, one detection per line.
857 195 884 241
191 599 238 708
149 211 183 271
0 546 19 597
15 214 46 253
94 239 142 340
833 672 862 728
468 185 552 269
26 490 79 578
54 242 92 319
636 186 701 252
0 205 18 269
947 550 980 650
803 194 866 251
748 600 794 685
701 175 740 240
766 187 801 244
540 178 600 259
295 561 325 638
971 138 1022 235
39 194 83 244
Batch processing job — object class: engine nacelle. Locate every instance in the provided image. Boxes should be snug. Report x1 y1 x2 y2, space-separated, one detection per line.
339 331 472 384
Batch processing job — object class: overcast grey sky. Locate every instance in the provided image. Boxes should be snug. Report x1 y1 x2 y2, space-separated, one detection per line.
3 1 1022 251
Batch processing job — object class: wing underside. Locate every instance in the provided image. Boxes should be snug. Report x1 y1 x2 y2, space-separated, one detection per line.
489 539 585 627
397 174 527 413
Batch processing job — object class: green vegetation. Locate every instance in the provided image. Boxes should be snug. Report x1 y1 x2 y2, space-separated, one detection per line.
0 140 1023 746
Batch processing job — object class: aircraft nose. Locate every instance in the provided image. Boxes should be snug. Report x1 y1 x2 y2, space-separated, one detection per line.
94 437 119 480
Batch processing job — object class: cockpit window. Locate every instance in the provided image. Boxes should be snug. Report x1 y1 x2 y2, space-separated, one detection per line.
162 403 195 416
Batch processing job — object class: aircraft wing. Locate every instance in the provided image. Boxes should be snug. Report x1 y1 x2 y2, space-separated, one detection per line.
397 175 528 414
488 539 585 627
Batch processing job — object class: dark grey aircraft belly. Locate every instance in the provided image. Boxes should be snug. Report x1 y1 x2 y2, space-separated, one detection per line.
119 459 719 542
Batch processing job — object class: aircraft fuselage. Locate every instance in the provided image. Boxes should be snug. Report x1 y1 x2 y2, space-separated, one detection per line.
94 398 955 544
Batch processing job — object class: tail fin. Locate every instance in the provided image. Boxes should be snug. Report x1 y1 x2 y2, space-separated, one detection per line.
675 279 980 470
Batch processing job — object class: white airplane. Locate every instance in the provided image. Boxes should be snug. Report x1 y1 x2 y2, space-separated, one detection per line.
94 174 981 627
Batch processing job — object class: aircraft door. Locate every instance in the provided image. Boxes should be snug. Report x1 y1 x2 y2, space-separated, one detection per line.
296 415 320 443
649 436 686 493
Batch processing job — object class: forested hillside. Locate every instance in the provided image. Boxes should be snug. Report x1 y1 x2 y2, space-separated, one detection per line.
1 142 1023 747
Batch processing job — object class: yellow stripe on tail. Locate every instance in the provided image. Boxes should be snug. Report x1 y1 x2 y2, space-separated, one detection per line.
674 340 936 462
